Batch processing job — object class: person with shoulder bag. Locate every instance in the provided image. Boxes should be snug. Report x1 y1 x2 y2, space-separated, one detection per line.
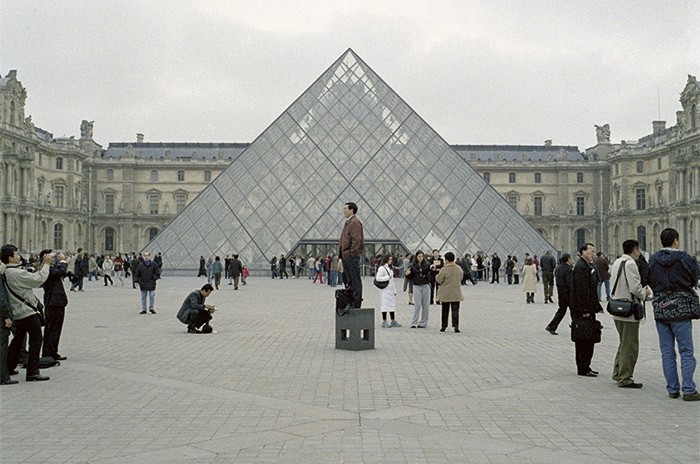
609 240 651 389
1 244 53 382
375 255 400 328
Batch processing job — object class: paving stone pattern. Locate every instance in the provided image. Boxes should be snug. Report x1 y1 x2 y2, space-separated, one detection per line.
1 275 698 463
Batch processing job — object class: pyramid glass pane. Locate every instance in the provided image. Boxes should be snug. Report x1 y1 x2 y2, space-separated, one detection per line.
146 49 554 271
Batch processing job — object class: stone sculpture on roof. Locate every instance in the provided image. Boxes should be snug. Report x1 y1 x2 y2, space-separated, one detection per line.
595 124 610 143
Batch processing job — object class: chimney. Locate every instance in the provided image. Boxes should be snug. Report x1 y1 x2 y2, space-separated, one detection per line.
136 133 144 143
652 121 666 136
544 140 552 146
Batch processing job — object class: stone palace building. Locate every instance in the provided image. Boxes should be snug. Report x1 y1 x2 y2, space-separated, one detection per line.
1 69 698 261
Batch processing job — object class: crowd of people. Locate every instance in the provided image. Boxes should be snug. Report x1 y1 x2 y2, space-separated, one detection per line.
1 203 698 403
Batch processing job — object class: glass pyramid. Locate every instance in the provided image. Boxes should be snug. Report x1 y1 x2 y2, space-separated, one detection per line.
147 49 555 271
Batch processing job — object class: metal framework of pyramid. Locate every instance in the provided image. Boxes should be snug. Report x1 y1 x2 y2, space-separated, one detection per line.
146 49 555 271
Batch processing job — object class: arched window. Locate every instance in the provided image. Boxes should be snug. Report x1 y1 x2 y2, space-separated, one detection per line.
9 100 16 125
105 228 115 252
636 161 644 173
483 172 490 183
53 223 63 250
107 169 114 181
637 226 647 251
534 172 541 183
508 172 516 183
148 227 159 241
56 157 63 170
575 228 586 251
204 170 212 182
150 170 158 182
576 172 584 183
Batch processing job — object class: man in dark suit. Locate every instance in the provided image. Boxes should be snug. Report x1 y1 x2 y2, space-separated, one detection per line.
40 250 69 361
570 243 603 377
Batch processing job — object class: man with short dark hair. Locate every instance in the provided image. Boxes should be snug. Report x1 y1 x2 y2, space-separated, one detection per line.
570 243 603 377
649 228 700 401
177 284 216 333
229 254 243 290
610 240 650 389
594 251 611 301
1 244 53 382
339 201 364 308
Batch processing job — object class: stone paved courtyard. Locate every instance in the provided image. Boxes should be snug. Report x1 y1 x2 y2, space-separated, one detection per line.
1 274 698 463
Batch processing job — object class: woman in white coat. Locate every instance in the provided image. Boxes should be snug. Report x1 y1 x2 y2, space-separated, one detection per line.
376 255 401 328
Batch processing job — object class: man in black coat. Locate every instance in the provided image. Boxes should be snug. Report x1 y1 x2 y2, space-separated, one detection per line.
0 260 17 385
546 253 573 335
134 251 161 314
490 253 501 283
540 250 558 303
40 250 69 361
570 243 603 376
228 254 243 290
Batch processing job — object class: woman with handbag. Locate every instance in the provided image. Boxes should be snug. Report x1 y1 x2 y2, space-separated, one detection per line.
375 255 400 328
406 250 431 328
609 239 650 389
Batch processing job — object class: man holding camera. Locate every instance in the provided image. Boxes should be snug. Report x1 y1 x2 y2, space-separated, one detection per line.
1 244 52 382
40 250 70 362
177 284 216 333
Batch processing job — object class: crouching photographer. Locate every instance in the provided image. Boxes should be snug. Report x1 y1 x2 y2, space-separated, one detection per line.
176 284 216 334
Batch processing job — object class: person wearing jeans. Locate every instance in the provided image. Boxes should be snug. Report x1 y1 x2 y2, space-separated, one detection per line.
649 227 700 401
406 251 431 328
134 251 160 315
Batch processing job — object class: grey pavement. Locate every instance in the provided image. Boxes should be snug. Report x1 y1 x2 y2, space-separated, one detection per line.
1 274 698 463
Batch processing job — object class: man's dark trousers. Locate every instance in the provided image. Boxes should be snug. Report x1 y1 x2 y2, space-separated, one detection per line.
542 271 555 301
342 255 362 308
547 298 569 332
1 325 11 383
7 314 43 377
43 305 65 358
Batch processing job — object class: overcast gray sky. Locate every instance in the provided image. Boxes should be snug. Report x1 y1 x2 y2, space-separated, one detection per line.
2 0 698 151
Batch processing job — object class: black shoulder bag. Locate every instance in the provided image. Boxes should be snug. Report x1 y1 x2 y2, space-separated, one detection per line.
606 260 642 319
373 265 390 289
1 272 46 326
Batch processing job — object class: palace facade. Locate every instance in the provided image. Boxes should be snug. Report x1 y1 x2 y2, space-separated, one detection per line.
1 70 698 259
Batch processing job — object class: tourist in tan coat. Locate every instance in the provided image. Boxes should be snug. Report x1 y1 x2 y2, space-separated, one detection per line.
435 252 465 333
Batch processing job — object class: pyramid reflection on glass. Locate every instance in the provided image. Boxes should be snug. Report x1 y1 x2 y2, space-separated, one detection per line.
146 49 555 271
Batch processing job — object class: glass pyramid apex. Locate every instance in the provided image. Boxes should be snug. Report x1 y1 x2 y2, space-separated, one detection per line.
146 49 555 271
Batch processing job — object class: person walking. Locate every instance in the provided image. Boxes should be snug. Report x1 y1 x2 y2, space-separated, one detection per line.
113 253 125 286
540 250 557 304
570 243 603 377
313 257 324 284
610 239 651 389
522 256 537 303
134 251 160 314
406 250 431 328
211 256 223 290
512 256 520 284
435 252 464 333
375 255 401 328
546 253 573 335
197 256 207 277
229 254 243 290
649 228 700 401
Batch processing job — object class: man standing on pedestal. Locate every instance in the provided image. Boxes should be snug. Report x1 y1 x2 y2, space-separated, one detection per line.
339 202 364 309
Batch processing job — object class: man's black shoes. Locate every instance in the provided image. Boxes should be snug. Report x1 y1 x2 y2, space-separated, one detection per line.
1 379 19 385
26 374 50 382
545 327 558 335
